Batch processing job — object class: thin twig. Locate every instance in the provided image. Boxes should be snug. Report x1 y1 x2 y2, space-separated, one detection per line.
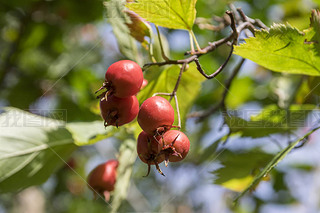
143 10 255 81
170 63 186 101
144 8 268 124
236 8 269 30
174 94 181 129
194 45 234 79
153 64 186 129
188 58 245 120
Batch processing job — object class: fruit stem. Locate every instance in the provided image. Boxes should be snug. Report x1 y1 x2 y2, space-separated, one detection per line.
173 94 181 130
151 92 181 130
188 31 195 54
156 25 170 61
190 30 206 54
152 92 172 97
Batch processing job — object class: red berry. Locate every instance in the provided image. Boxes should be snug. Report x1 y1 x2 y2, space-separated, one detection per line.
137 96 175 136
137 131 165 176
161 130 190 163
100 95 139 127
87 160 118 196
104 60 143 98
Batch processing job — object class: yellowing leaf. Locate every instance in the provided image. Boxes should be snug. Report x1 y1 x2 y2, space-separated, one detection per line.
126 0 197 30
222 176 254 192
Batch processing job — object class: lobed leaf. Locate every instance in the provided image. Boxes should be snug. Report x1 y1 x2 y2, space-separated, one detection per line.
234 23 320 76
126 0 197 30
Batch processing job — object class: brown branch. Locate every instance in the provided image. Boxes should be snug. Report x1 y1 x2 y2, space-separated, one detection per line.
153 63 187 129
188 58 245 120
194 46 233 79
143 9 260 81
236 8 269 30
143 8 268 123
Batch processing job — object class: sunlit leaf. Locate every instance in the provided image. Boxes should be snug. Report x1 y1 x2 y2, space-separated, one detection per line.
126 0 197 30
234 23 320 76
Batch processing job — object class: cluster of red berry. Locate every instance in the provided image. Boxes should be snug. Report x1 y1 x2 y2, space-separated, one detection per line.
97 60 143 127
87 60 190 199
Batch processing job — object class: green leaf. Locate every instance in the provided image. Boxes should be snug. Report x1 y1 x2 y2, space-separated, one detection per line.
111 138 136 213
66 121 115 146
137 64 204 129
212 149 273 192
225 104 316 138
0 108 77 193
225 77 254 109
104 0 140 63
234 23 320 76
234 125 320 204
126 0 197 30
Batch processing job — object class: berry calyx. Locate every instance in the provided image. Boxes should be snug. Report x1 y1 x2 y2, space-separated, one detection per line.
96 60 143 99
161 130 190 166
137 131 165 176
87 159 118 201
137 96 175 136
100 95 139 127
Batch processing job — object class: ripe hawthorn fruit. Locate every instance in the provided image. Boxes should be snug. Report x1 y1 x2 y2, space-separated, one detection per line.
161 130 190 165
137 131 165 176
87 159 118 201
137 96 175 136
100 95 139 127
97 60 143 98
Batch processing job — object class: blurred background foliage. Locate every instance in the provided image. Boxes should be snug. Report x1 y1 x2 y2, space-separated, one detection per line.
1 0 320 212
